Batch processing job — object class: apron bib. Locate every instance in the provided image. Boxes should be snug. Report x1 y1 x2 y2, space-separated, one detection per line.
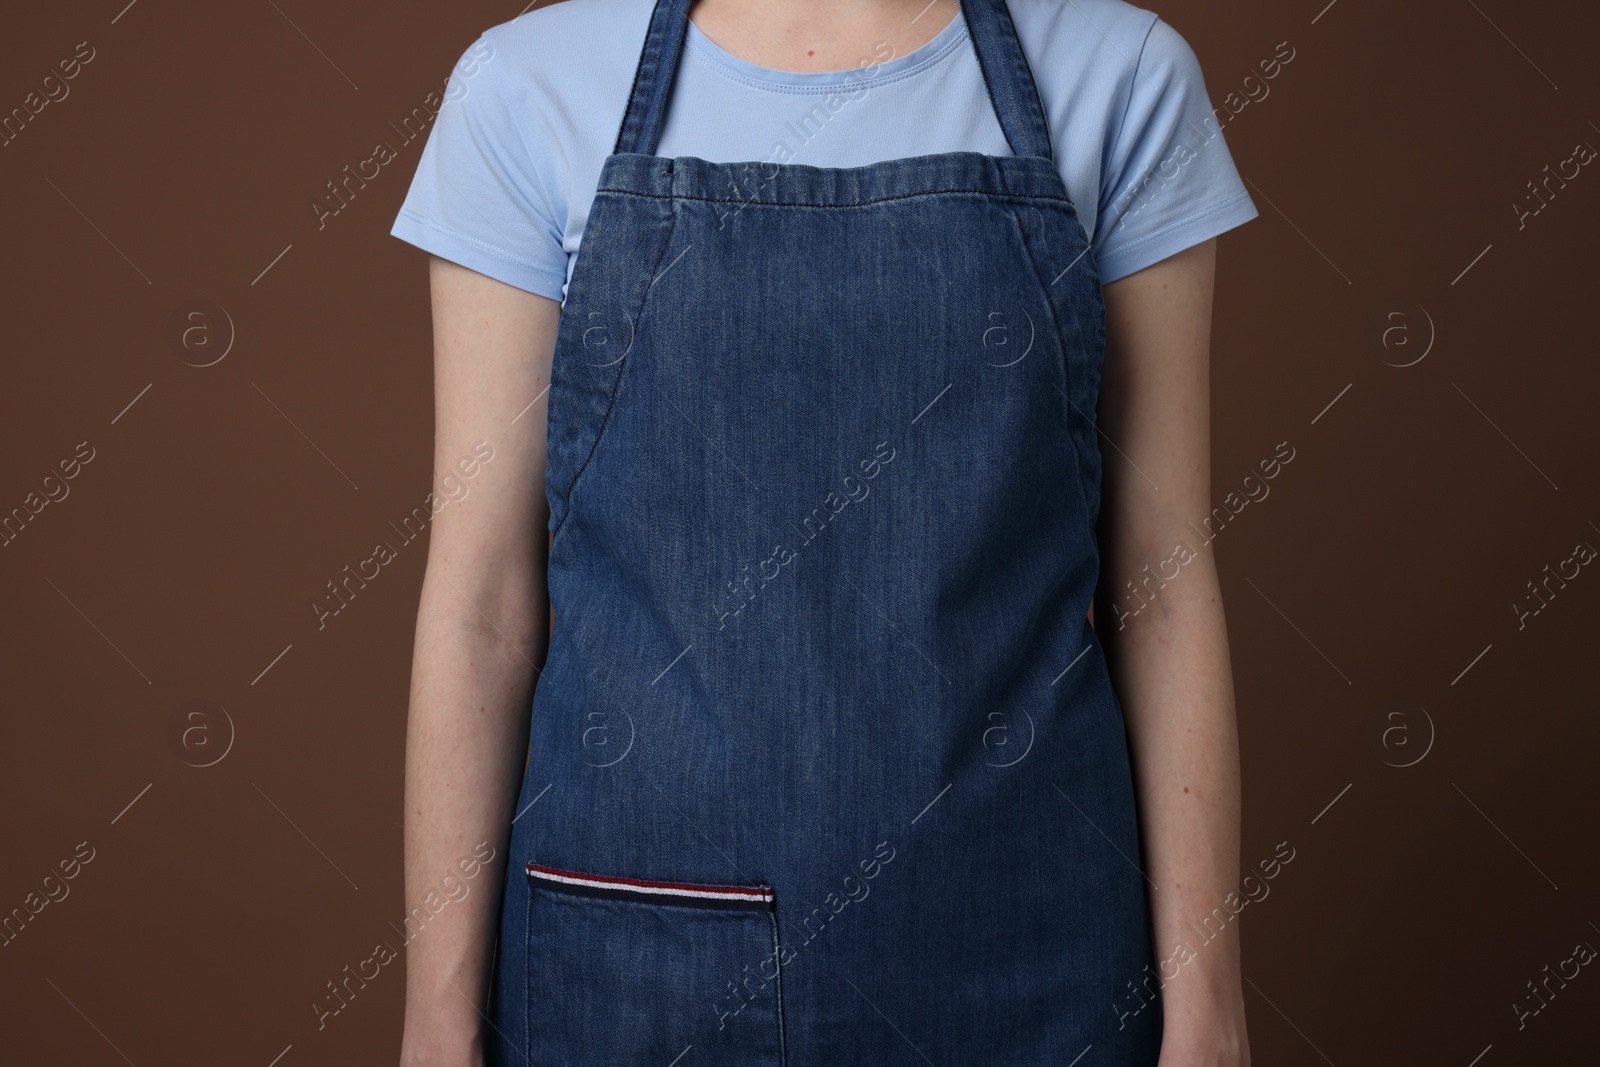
486 1 1161 1063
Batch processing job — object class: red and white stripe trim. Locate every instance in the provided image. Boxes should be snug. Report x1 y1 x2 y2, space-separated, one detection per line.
526 862 775 910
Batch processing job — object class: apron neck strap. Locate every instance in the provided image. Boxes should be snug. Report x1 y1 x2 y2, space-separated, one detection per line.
611 0 1055 163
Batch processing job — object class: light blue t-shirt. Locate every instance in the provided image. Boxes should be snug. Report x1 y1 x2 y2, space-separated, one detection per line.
391 0 1258 302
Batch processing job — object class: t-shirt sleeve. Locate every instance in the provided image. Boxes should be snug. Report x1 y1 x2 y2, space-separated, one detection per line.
1093 16 1259 285
390 27 568 300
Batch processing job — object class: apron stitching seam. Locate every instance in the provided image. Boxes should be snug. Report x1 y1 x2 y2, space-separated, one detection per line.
1001 200 1096 522
522 879 531 1058
770 905 789 1066
548 199 682 549
592 186 1075 210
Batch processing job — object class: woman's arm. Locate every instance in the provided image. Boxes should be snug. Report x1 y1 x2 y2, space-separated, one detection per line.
1094 238 1250 1066
399 257 562 1067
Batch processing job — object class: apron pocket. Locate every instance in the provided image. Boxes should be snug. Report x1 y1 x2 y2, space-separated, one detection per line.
524 862 786 1067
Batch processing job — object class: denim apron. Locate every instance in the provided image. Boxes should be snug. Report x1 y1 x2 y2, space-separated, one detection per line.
485 1 1162 1063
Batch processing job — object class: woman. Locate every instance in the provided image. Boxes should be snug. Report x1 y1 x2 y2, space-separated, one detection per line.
391 0 1255 1064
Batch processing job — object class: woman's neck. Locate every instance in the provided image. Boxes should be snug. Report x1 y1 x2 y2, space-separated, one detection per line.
688 0 960 74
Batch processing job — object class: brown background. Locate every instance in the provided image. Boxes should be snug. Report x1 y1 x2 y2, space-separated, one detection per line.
2 0 1597 1063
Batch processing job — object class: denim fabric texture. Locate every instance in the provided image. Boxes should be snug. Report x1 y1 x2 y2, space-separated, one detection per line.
483 1 1163 1063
